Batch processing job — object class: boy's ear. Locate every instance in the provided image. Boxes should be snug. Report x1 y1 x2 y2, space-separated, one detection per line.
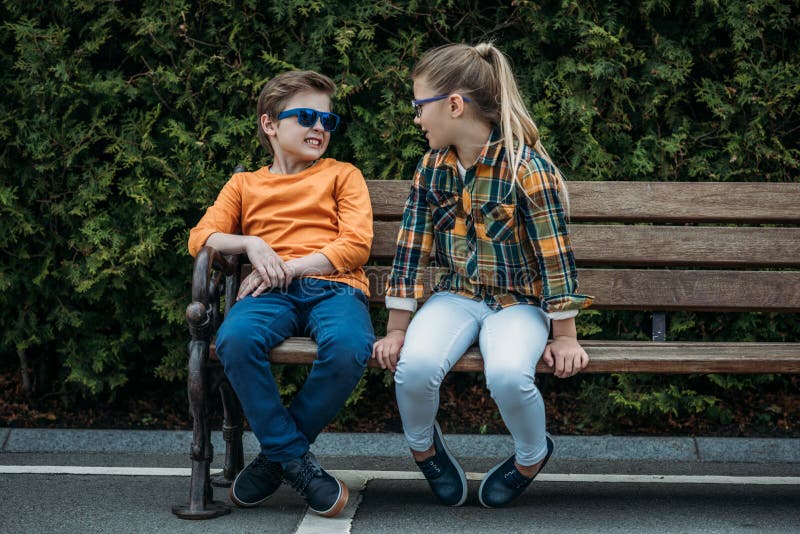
261 113 278 136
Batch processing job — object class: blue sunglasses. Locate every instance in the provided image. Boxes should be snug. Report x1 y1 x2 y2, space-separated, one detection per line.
277 108 341 132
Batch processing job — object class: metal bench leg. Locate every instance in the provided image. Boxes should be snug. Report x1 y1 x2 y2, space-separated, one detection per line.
212 378 244 488
172 338 231 519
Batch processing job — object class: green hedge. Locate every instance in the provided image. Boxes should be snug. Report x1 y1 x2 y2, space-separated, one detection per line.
1 1 798 416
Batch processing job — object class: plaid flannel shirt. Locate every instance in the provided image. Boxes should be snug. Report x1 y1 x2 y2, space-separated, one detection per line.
386 128 593 313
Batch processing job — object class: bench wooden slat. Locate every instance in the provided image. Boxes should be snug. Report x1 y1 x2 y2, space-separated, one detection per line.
363 266 800 311
568 181 800 223
262 338 800 374
372 222 800 267
369 180 800 223
569 225 800 267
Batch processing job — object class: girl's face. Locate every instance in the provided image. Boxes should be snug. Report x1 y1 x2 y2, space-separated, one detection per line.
412 77 457 150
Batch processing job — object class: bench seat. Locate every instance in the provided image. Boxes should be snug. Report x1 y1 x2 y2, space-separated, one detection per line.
209 338 800 374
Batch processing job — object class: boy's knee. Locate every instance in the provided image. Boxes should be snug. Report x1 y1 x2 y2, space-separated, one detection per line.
317 328 373 370
216 328 255 366
216 320 275 366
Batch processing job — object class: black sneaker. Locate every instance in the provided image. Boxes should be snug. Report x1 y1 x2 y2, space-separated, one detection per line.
415 421 467 506
229 454 283 507
281 451 349 517
478 434 554 508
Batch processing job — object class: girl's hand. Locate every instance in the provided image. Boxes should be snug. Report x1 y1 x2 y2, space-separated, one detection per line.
543 336 589 378
244 236 293 288
372 330 406 372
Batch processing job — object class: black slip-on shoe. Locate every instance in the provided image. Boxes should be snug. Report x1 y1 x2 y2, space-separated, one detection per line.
415 421 468 506
478 434 554 508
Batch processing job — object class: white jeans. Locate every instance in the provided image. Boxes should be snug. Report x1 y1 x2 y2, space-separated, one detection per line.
394 291 551 466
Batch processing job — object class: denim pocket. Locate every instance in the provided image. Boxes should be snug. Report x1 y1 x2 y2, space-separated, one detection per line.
481 201 516 241
427 189 460 232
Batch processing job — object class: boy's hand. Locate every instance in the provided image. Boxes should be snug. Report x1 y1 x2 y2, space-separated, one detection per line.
244 236 293 289
543 336 589 378
237 271 267 300
372 330 406 372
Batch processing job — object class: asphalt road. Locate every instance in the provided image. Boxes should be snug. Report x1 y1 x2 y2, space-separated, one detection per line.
1 429 799 533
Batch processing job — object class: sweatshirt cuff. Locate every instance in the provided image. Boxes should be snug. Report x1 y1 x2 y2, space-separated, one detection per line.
542 294 594 314
546 309 579 321
318 244 346 273
386 296 418 313
188 228 218 258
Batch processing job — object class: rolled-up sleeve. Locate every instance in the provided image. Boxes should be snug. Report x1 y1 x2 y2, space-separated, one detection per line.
386 156 434 300
518 160 593 314
188 175 243 257
318 166 373 272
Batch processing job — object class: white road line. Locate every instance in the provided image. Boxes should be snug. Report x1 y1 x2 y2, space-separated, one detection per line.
0 466 220 476
330 470 800 486
294 472 367 534
533 473 800 485
1 466 798 486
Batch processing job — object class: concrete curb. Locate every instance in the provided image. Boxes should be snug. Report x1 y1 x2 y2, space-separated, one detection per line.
2 428 798 463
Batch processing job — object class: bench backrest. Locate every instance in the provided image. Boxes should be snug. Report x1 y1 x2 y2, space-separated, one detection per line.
365 181 800 313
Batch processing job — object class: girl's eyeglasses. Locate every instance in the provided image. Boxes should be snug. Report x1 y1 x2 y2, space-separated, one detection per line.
411 94 472 118
277 108 341 132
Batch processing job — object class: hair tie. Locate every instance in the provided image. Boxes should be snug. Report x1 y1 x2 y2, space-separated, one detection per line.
474 43 493 60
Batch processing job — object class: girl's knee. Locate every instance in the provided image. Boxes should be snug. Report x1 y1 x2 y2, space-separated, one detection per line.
394 348 447 391
485 366 538 402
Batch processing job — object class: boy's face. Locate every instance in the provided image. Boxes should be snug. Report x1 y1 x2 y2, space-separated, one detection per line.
262 90 333 164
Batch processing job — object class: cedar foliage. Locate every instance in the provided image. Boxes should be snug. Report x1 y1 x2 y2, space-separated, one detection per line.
1 1 798 426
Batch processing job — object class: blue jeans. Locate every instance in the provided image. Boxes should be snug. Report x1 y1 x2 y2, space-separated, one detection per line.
216 278 374 462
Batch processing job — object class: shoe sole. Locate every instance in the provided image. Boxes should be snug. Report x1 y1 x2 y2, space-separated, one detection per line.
228 481 272 508
433 421 468 507
310 478 349 517
478 434 554 508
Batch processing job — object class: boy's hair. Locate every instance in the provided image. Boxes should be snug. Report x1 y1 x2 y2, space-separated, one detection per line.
413 43 568 209
257 70 337 154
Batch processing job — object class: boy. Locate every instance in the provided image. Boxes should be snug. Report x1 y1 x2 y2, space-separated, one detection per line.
188 70 374 518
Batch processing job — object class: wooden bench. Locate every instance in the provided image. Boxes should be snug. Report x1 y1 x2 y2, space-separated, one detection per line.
173 179 800 519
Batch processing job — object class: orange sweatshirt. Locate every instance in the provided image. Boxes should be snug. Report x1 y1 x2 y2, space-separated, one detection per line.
188 158 373 295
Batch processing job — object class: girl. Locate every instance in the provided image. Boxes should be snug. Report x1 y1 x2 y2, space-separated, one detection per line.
372 43 593 508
